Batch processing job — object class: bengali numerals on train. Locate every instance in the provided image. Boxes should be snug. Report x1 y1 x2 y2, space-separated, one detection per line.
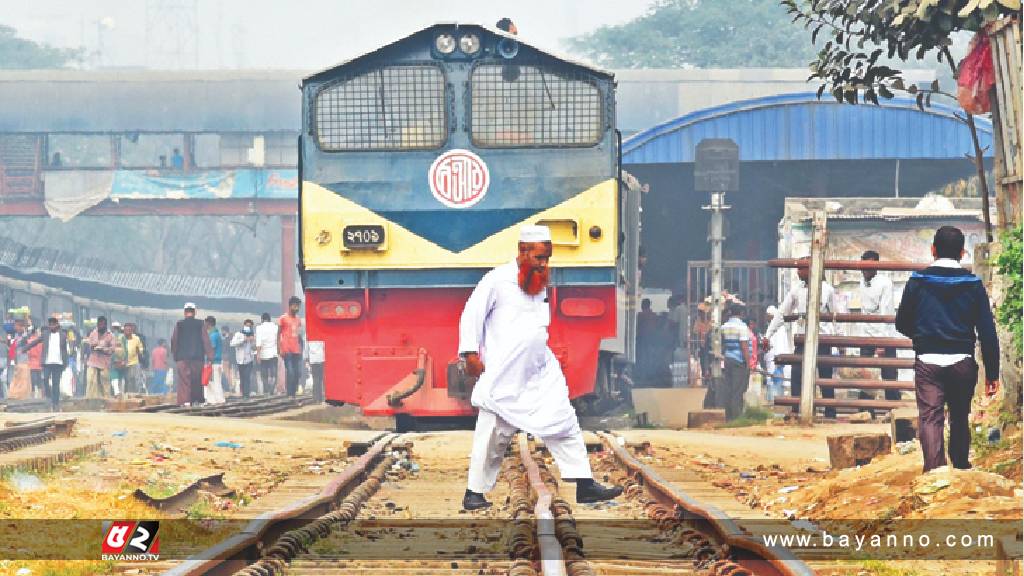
343 225 386 249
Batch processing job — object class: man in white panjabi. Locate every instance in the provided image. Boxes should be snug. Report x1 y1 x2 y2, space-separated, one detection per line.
459 225 623 511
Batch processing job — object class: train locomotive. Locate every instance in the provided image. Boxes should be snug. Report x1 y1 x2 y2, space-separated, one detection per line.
299 23 638 421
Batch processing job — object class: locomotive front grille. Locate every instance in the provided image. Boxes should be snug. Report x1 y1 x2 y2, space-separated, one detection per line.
315 65 447 151
470 64 604 148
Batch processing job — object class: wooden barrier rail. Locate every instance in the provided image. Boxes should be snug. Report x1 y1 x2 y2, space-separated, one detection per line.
773 397 913 410
774 355 915 369
814 379 914 391
783 313 895 323
793 335 912 348
768 258 970 271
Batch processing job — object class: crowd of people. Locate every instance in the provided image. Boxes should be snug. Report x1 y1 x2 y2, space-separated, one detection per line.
645 225 1001 447
2 296 323 411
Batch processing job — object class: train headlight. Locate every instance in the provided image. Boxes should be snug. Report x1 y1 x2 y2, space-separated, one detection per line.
459 33 480 55
434 34 456 54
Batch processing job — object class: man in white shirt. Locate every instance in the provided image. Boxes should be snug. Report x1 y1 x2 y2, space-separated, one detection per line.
230 320 257 398
765 258 841 418
41 316 68 411
254 312 279 395
763 306 791 402
857 250 899 409
459 225 622 510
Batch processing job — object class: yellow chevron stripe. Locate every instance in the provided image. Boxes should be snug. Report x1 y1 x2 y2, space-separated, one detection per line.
302 178 617 270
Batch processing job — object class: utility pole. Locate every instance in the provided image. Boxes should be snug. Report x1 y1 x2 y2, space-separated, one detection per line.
695 139 739 404
799 211 828 424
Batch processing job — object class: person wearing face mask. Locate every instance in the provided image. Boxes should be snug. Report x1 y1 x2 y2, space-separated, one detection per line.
458 225 623 511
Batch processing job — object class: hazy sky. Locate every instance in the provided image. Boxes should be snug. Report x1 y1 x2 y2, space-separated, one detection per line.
4 0 657 70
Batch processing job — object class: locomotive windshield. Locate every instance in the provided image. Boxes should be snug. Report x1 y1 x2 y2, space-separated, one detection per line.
314 64 447 151
470 64 604 148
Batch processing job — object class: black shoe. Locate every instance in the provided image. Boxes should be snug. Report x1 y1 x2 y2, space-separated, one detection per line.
462 490 492 511
575 479 623 504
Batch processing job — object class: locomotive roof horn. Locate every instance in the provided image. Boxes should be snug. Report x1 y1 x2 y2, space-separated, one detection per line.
497 37 519 60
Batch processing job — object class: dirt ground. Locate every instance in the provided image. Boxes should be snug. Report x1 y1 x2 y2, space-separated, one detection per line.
0 411 379 576
622 423 1023 576
1 413 1019 576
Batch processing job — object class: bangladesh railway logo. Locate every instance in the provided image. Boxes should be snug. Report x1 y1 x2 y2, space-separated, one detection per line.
101 520 161 561
428 149 489 208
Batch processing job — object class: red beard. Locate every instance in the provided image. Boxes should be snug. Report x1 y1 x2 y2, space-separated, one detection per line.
518 261 549 295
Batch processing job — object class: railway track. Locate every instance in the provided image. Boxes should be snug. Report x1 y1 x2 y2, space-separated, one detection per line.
144 431 816 576
135 394 315 418
0 416 76 453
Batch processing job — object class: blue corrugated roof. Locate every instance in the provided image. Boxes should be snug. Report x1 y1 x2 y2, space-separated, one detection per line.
622 92 994 164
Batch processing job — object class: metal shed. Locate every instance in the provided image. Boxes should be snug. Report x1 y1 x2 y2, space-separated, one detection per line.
623 92 994 164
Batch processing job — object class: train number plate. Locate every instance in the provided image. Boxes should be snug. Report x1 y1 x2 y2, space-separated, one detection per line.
343 225 385 249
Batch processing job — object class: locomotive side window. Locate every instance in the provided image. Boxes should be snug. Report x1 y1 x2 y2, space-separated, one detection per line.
470 65 604 147
315 65 447 151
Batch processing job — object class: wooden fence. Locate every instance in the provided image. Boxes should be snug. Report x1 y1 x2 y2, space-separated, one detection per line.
989 16 1022 229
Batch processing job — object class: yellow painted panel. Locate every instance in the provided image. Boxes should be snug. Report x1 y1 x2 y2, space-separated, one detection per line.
302 178 617 270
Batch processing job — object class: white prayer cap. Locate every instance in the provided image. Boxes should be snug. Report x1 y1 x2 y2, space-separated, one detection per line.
519 225 551 243
766 305 779 316
183 302 197 310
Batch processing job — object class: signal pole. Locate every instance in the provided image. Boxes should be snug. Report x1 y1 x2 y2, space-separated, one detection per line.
694 138 739 405
703 192 730 386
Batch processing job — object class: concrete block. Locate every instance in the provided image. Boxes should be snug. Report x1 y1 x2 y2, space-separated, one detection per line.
632 387 706 428
827 433 892 469
891 408 920 443
848 411 873 423
687 409 726 429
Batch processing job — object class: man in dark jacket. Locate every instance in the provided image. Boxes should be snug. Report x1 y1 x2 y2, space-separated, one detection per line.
895 226 1000 472
170 303 213 406
39 316 69 411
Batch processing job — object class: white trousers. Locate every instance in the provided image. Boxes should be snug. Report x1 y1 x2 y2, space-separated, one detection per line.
467 408 592 494
204 365 226 405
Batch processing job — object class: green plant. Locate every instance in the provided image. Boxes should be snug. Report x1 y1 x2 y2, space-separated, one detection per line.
722 406 776 428
995 226 1023 353
782 0 1020 107
185 499 220 521
970 426 1013 459
856 560 924 576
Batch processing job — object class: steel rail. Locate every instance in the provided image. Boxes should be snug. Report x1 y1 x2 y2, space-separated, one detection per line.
162 432 396 576
596 432 816 576
517 434 568 576
0 421 54 441
145 394 313 417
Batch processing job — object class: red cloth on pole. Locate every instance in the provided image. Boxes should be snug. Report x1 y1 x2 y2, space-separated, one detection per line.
957 32 995 114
